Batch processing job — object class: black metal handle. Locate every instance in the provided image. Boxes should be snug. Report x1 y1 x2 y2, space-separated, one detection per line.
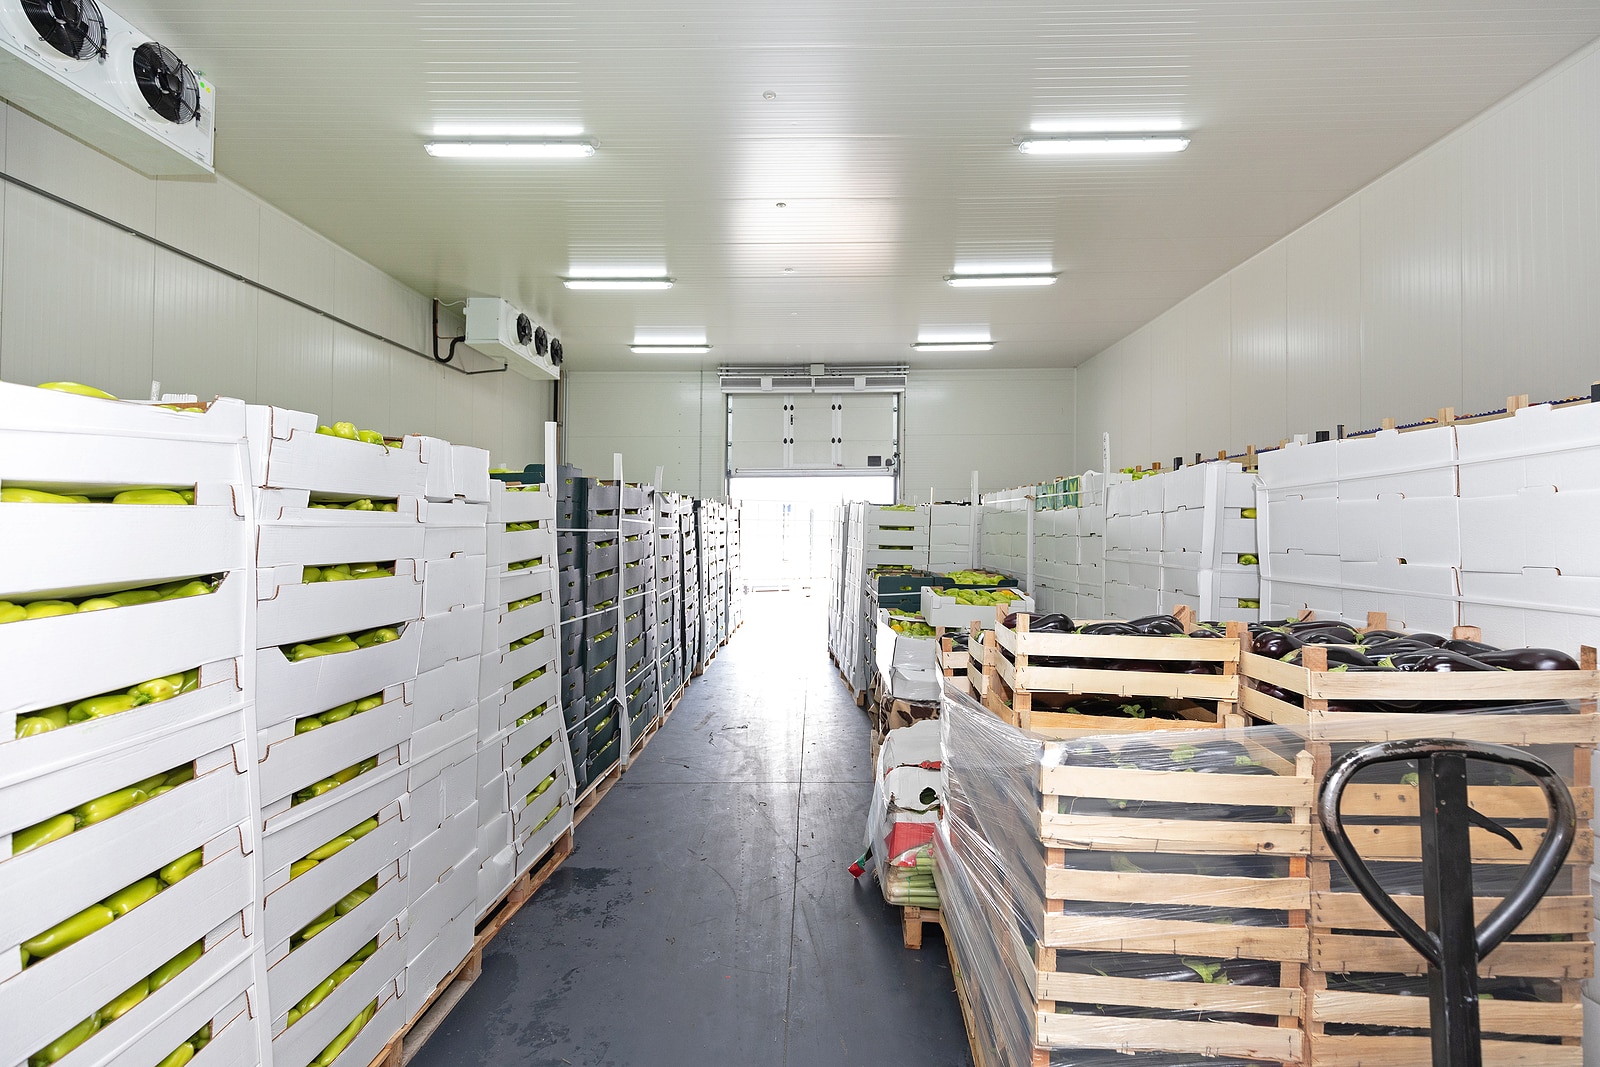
1318 737 1577 965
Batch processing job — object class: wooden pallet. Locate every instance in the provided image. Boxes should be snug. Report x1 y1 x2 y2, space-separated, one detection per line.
901 904 941 950
629 712 663 757
367 828 574 1067
662 679 688 717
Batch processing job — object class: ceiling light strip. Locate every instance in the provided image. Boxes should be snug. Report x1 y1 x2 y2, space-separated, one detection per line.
425 141 596 159
945 273 1057 288
566 278 674 290
1018 136 1189 156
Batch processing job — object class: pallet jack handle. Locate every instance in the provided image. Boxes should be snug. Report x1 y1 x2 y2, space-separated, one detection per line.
1318 738 1577 1067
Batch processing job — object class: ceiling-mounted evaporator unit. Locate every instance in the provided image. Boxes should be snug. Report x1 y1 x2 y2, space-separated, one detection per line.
0 0 214 175
464 297 561 380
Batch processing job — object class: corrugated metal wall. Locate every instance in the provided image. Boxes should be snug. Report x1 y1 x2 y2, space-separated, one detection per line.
1076 39 1600 470
0 105 551 466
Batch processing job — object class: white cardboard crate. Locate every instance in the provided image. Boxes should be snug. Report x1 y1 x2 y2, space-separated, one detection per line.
257 561 424 649
257 684 411 809
475 844 515 919
515 795 571 870
419 606 483 674
263 867 405 1019
1459 487 1600 579
492 525 557 569
256 624 422 730
245 405 428 499
418 501 488 562
482 597 559 652
408 804 476 903
506 734 566 812
412 658 478 730
402 897 472 1018
421 554 486 615
405 852 475 948
2 570 249 718
260 764 410 883
1335 424 1458 500
500 708 564 775
1457 402 1600 496
485 565 554 612
478 633 557 699
1336 495 1461 567
269 931 405 1067
255 491 425 563
0 835 253 1067
487 483 555 525
917 586 1033 630
415 438 490 505
1460 570 1600 651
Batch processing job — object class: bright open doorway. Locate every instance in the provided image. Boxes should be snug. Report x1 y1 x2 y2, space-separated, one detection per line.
729 474 897 592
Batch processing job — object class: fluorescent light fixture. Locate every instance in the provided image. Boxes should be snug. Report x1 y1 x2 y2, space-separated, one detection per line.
425 141 596 159
565 278 675 290
945 273 1057 288
1019 136 1189 156
631 344 711 355
911 342 994 353
1030 118 1183 134
432 122 584 137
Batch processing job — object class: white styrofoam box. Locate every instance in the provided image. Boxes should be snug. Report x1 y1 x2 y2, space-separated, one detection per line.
262 864 404 1028
1460 570 1600 652
260 763 409 886
1336 495 1461 568
49 949 258 1067
0 657 243 820
256 491 425 566
918 587 1034 630
258 684 411 809
422 554 487 615
417 499 489 561
1259 437 1339 490
1104 582 1161 620
408 807 477 905
415 437 490 505
245 405 427 498
1340 561 1461 634
476 844 515 919
258 560 423 648
482 596 558 651
269 931 405 1067
1264 551 1342 585
492 525 556 569
3 568 249 718
1458 403 1600 497
1162 506 1205 552
1334 425 1458 500
514 791 571 865
487 483 555 525
0 830 253 1067
0 484 249 604
486 563 554 611
419 606 483 674
256 623 422 730
403 900 473 1017
413 657 479 730
1459 488 1600 579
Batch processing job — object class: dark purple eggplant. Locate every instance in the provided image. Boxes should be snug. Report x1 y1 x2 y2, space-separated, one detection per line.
1405 632 1449 647
1362 637 1441 657
1029 613 1075 633
1388 649 1503 673
1128 614 1187 636
1474 647 1580 672
1359 629 1410 643
1252 631 1302 658
1078 621 1141 636
1442 638 1502 656
1289 619 1355 634
1252 618 1299 631
1284 645 1375 668
1251 681 1304 706
1299 626 1361 646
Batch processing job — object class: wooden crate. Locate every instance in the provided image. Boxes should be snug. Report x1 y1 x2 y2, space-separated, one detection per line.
970 607 1246 736
1024 730 1316 1064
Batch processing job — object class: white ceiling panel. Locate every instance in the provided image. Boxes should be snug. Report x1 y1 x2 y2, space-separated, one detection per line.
103 0 1600 370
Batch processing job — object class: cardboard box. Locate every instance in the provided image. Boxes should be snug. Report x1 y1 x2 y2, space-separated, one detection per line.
1335 424 1458 500
494 525 557 569
1460 569 1600 651
917 586 1033 630
256 623 422 730
256 492 426 567
487 564 554 611
417 498 489 559
263 866 405 1019
1337 495 1461 567
1264 551 1342 585
415 437 491 505
413 658 479 729
419 606 483 674
488 483 556 525
257 560 423 648
268 929 405 1067
1258 437 1338 490
422 554 487 615
1263 579 1342 622
4 570 249 718
515 793 571 866
260 766 409 882
403 898 473 1015
258 685 411 808
408 808 477 903
408 718 475 792
476 843 516 917
1457 402 1600 497
245 405 427 498
1107 474 1164 518
1105 582 1161 620
478 633 557 699
1459 487 1600 578
1339 561 1461 634
1260 495 1338 557
482 596 559 651
0 837 253 1067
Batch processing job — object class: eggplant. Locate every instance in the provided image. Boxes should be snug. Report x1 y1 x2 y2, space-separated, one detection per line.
1362 637 1441 657
1358 629 1411 643
1251 681 1303 706
1029 613 1074 633
1284 645 1375 669
1299 626 1361 646
1443 638 1503 656
1077 621 1141 636
1405 632 1450 647
1387 649 1503 673
1474 647 1580 672
1251 631 1302 658
1289 619 1355 634
1128 614 1187 636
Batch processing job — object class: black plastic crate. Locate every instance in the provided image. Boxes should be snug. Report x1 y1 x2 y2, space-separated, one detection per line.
585 569 620 604
585 539 620 573
586 628 619 666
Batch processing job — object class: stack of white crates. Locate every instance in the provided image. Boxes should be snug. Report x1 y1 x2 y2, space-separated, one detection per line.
727 507 744 633
246 405 424 1067
861 504 929 572
978 493 1029 579
475 479 573 918
1 386 264 1067
400 443 490 1021
928 503 975 573
1260 426 1457 632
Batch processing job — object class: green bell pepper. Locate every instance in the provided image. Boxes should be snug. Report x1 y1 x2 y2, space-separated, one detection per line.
24 601 78 619
149 941 204 992
102 876 162 917
335 886 371 916
290 858 319 879
0 601 26 624
74 786 149 826
100 977 150 1022
347 817 380 841
159 849 203 886
1 487 81 504
38 381 115 399
153 1043 194 1067
331 422 359 441
27 1013 99 1065
13 813 76 855
15 706 68 737
22 903 115 959
353 627 399 648
286 636 360 661
294 975 338 1019
112 489 188 506
313 1001 376 1067
68 692 147 721
160 580 213 601
307 835 355 862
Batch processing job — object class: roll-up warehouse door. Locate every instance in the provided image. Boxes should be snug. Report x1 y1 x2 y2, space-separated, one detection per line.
726 392 898 477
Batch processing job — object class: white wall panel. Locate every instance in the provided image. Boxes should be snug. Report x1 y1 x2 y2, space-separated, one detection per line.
433 360 478 449
564 371 711 493
1080 37 1600 461
1359 140 1464 427
1284 197 1363 436
1183 281 1232 460
902 369 1074 501
1112 330 1154 469
259 204 336 309
153 249 259 402
1461 47 1600 411
1 191 154 398
497 376 552 466
388 351 438 441
1075 350 1114 473
154 177 260 279
330 326 392 434
1149 319 1187 466
5 107 153 233
334 248 428 351
1229 243 1288 452
254 299 333 417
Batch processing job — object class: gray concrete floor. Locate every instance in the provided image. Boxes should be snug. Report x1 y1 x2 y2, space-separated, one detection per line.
411 590 972 1067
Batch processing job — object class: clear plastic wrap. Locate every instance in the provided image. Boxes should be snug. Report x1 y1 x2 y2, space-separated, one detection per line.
865 718 943 907
934 683 1593 1066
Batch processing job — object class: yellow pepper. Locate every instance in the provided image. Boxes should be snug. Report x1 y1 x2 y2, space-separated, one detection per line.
74 786 150 826
112 489 188 506
69 692 146 721
38 381 116 399
15 706 68 737
100 977 150 1022
28 1013 99 1064
25 601 78 619
13 813 76 855
22 903 115 960
153 1043 194 1067
0 601 26 624
159 849 203 886
1 487 80 504
102 876 162 917
149 941 204 992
